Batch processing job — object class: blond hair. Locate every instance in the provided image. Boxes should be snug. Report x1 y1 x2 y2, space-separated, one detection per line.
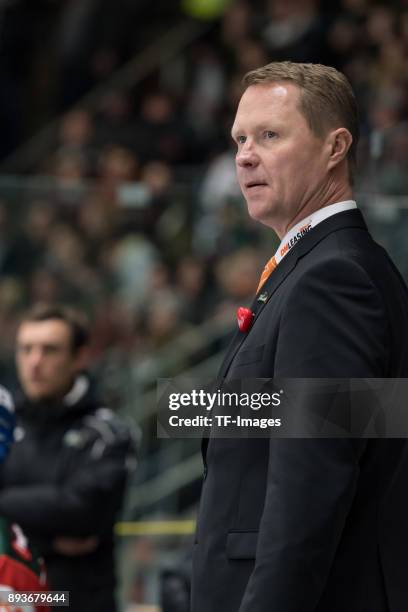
243 61 359 181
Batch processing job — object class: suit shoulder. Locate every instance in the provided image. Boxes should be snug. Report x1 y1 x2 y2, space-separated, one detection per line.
288 251 387 318
303 229 405 297
296 250 377 286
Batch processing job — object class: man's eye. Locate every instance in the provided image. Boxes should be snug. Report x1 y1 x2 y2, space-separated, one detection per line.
43 346 59 355
237 135 246 144
264 130 277 139
18 346 30 355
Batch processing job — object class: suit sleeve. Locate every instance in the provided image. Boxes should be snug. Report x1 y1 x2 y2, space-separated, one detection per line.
238 257 389 612
0 415 137 538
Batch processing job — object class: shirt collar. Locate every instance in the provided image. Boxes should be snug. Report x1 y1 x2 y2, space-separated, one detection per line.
275 200 357 264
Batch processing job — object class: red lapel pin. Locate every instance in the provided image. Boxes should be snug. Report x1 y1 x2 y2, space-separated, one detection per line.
237 307 254 333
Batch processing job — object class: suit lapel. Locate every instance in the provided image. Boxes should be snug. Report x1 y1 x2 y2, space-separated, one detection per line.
217 209 368 380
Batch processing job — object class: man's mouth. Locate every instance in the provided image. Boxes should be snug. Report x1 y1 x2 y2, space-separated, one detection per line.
245 181 268 189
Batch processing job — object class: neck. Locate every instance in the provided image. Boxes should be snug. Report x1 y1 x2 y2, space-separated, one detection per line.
275 180 353 240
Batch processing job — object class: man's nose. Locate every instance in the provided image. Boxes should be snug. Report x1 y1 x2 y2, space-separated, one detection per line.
236 143 259 168
27 349 43 368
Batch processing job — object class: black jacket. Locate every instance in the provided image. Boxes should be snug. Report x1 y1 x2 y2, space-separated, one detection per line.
0 375 136 612
191 209 408 612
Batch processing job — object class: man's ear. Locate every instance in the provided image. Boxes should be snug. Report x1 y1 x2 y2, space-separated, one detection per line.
327 128 352 171
73 346 90 372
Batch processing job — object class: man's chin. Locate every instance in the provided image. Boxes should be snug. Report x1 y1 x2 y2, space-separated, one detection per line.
24 385 55 403
247 199 275 224
247 199 266 219
246 197 282 236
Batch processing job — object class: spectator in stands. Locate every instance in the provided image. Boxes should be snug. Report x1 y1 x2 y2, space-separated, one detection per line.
262 0 329 63
176 256 213 325
94 90 136 151
214 247 264 324
57 108 95 158
134 91 191 164
0 304 136 611
3 202 55 282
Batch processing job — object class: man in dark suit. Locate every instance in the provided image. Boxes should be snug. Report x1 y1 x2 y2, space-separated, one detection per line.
191 62 408 611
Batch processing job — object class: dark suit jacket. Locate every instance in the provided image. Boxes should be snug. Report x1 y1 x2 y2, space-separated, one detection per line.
191 209 408 612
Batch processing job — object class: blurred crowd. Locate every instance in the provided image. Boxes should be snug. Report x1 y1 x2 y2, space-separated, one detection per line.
0 0 408 394
0 2 407 608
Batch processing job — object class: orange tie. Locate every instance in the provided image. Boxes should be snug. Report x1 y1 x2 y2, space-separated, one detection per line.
256 256 277 293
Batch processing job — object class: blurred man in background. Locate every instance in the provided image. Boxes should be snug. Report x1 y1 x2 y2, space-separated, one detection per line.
0 304 136 611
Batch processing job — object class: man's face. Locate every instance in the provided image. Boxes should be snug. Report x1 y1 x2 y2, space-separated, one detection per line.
16 320 80 402
232 82 330 236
